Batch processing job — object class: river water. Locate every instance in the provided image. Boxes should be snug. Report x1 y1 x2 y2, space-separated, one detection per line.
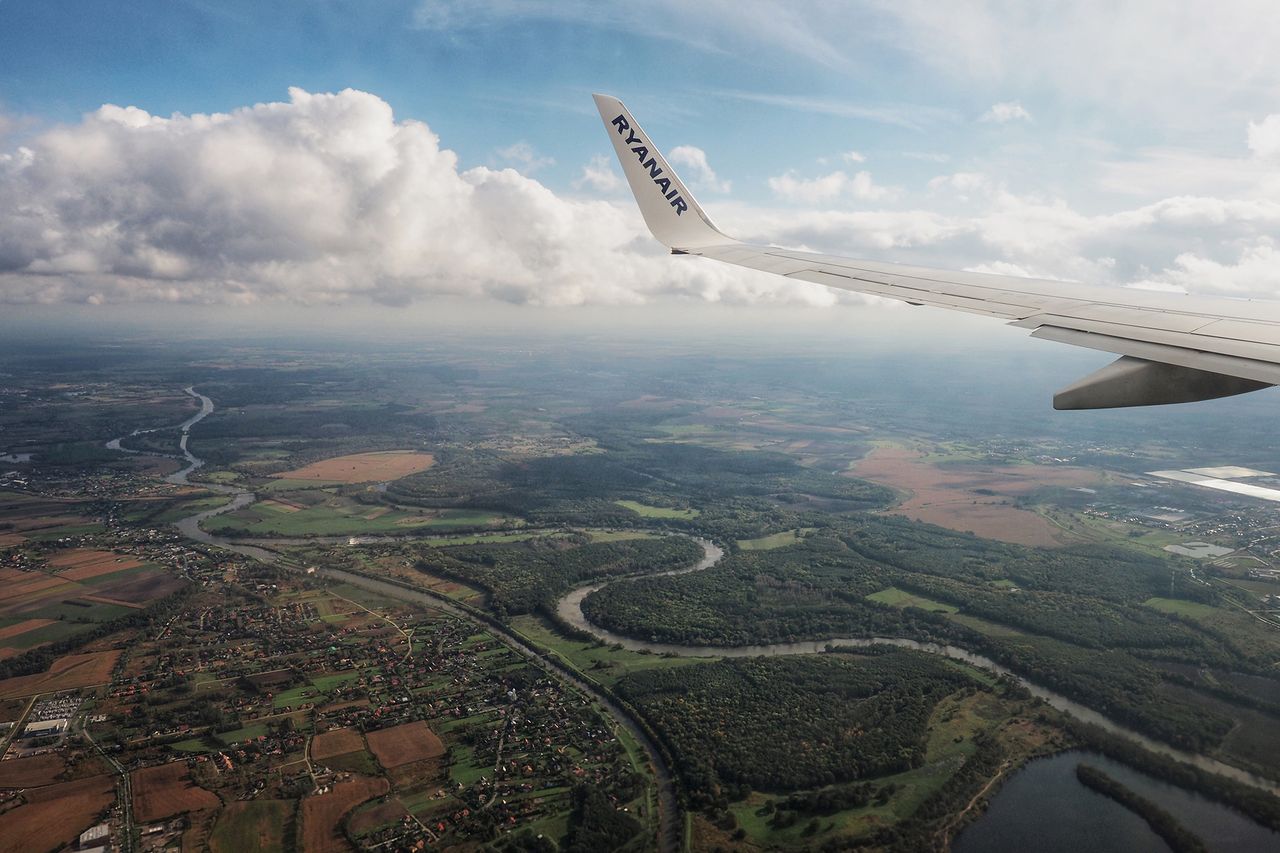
953 751 1279 853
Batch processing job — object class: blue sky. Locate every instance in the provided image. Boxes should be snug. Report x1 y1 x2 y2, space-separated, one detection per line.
2 1 1279 310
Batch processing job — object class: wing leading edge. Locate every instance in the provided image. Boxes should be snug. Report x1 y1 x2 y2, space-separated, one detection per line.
592 93 1280 409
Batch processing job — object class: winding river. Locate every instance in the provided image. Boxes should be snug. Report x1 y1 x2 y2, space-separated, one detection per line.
109 388 1279 848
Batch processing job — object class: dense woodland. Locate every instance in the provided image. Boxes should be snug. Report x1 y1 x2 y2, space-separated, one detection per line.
585 525 1266 754
615 651 975 802
411 535 703 617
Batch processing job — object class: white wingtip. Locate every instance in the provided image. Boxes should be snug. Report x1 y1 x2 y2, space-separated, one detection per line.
592 93 735 251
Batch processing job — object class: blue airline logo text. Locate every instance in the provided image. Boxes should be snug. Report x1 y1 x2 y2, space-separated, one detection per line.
610 114 687 216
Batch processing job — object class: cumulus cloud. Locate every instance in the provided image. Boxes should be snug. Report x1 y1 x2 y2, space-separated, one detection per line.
843 150 867 163
1247 114 1280 159
668 145 731 193
768 169 896 204
0 88 827 307
980 101 1032 123
6 87 1280 311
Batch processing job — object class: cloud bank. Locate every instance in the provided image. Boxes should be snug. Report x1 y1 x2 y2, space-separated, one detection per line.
0 88 821 307
3 87 1279 309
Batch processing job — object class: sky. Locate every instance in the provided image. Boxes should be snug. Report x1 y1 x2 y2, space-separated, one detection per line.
2 0 1280 318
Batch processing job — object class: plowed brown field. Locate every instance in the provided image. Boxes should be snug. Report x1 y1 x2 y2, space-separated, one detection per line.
301 775 389 852
131 761 221 821
366 721 445 769
272 451 435 484
0 774 114 853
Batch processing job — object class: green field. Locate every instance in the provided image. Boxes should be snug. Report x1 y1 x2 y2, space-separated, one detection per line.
587 530 658 543
509 614 711 686
866 587 959 613
216 723 269 744
204 495 506 536
615 500 700 519
737 529 814 551
1144 596 1221 618
209 800 292 853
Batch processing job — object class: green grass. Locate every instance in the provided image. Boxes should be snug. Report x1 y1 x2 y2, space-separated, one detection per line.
209 800 292 853
509 614 710 686
324 749 378 775
310 671 362 691
171 737 214 753
586 530 658 543
737 529 816 551
204 497 505 536
258 478 344 492
272 685 317 709
866 587 959 613
24 523 106 541
216 723 269 744
1144 597 1222 618
614 500 700 520
448 743 491 786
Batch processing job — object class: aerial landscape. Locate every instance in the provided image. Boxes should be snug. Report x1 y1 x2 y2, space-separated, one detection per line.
1 322 1279 852
5 2 1280 851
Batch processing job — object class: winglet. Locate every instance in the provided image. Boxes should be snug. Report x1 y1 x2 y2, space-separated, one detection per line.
592 93 735 251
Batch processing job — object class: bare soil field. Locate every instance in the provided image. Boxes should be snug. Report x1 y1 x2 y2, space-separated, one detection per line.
132 760 221 822
850 445 1102 547
47 549 144 580
301 775 389 852
312 727 366 761
0 773 115 853
0 533 25 547
0 649 122 699
272 451 436 484
90 570 185 604
366 721 445 769
0 753 66 788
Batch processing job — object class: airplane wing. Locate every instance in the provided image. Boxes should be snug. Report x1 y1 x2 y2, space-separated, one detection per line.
592 93 1280 410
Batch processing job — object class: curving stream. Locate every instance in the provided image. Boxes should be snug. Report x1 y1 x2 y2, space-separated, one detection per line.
109 388 1280 819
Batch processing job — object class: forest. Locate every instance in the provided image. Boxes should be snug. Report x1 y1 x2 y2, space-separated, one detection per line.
583 526 1256 754
614 650 975 802
411 535 703 616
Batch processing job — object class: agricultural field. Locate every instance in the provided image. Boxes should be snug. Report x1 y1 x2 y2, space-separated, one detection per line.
131 760 222 822
365 721 445 768
300 775 389 852
0 544 181 659
849 444 1104 547
0 649 122 699
0 773 116 853
202 492 505 536
615 499 700 519
272 450 436 484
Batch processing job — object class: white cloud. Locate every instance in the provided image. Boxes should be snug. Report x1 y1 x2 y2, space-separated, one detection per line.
768 169 896 204
573 154 623 192
0 88 825 307
1247 114 1280 159
668 145 731 193
6 87 1280 312
494 140 553 174
980 101 1032 123
843 150 867 163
